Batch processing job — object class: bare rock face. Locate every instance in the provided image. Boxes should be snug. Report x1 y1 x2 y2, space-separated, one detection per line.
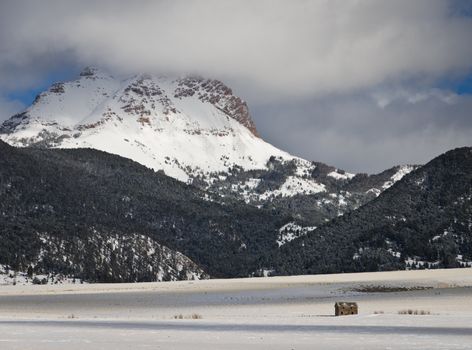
175 77 259 137
49 82 65 94
119 76 176 118
79 66 100 77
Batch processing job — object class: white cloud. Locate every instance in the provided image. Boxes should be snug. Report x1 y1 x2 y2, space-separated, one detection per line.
0 0 472 100
372 88 458 108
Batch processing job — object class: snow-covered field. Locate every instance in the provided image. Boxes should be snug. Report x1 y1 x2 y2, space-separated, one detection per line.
0 268 471 349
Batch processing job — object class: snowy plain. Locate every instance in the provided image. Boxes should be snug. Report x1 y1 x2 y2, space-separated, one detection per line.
0 268 471 349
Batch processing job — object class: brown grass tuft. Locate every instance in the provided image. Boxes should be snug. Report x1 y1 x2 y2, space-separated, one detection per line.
173 313 202 320
398 309 430 315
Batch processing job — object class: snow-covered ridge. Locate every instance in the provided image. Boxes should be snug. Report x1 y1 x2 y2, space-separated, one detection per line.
365 165 418 197
328 170 355 180
260 176 326 201
382 165 416 190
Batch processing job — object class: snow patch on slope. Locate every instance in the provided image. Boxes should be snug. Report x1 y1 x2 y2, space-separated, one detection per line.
382 165 416 190
0 264 84 286
328 170 355 180
261 176 326 200
277 222 317 247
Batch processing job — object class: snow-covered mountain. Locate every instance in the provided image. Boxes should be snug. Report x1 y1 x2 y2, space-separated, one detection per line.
0 67 292 182
0 67 415 218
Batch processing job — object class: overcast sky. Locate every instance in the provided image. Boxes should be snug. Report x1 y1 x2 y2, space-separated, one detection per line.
1 0 471 173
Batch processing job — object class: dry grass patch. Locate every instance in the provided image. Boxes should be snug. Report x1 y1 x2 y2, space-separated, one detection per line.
173 313 202 320
353 285 433 293
398 309 431 315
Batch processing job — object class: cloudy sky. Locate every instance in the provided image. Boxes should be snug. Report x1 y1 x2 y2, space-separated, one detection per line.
1 0 471 173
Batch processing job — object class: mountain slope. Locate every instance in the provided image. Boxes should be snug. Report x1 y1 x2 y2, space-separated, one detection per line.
0 140 292 281
273 147 472 275
1 142 469 282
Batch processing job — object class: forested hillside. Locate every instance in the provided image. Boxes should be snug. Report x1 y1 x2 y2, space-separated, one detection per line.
273 148 472 275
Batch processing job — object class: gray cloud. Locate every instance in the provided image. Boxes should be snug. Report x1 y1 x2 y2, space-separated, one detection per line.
252 90 472 173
